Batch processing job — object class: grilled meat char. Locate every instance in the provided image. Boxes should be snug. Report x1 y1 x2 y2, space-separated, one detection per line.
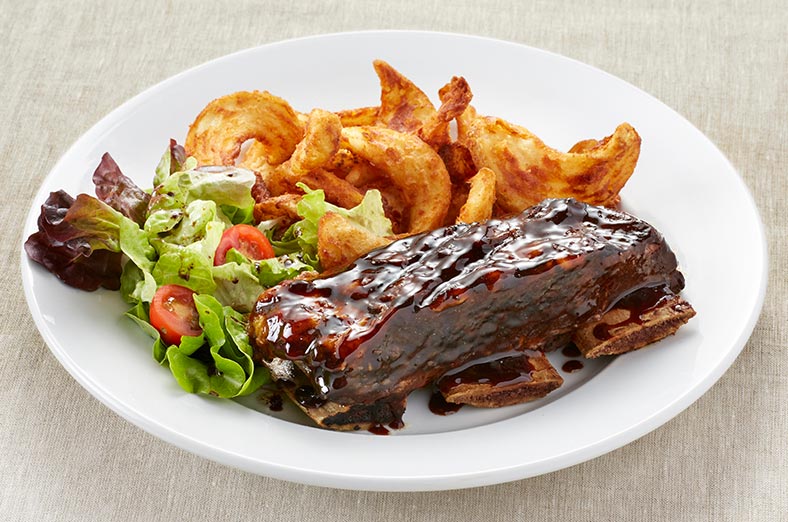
248 198 687 428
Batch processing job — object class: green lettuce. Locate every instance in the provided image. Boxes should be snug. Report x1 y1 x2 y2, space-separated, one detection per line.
125 295 268 398
273 183 393 268
154 139 195 187
212 249 313 312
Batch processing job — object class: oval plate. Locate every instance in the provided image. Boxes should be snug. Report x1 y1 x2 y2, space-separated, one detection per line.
21 31 767 491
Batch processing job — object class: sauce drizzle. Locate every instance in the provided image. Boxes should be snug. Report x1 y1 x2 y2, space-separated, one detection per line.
593 285 673 341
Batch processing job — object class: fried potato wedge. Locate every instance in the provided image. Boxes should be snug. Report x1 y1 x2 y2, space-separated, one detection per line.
341 126 451 233
457 167 496 224
336 106 379 127
438 142 477 183
374 59 437 134
253 194 302 226
317 212 393 272
301 169 364 209
288 109 342 177
262 108 342 195
419 76 473 148
185 91 303 166
239 140 274 172
458 106 641 212
324 148 358 178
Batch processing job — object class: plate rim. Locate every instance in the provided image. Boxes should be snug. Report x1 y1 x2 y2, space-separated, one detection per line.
20 30 769 491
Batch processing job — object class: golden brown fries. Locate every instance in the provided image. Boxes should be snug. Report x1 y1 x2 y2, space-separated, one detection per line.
341 126 451 233
419 76 473 148
373 59 437 134
252 194 301 226
457 167 496 224
189 60 642 272
263 108 342 195
457 106 641 212
185 91 303 166
300 170 363 209
317 212 392 272
335 106 379 127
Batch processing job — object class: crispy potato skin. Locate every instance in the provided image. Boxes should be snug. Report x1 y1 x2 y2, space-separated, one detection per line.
288 109 342 177
185 90 303 166
419 76 473 148
301 169 364 209
257 108 342 195
373 59 437 134
252 193 301 229
458 106 640 212
336 106 379 127
317 212 392 272
458 167 496 224
341 126 451 233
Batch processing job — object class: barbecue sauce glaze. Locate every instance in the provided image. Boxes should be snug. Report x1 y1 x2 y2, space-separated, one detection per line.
249 198 685 423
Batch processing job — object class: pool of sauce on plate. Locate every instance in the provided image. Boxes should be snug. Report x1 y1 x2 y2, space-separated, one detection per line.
561 360 584 373
367 419 405 435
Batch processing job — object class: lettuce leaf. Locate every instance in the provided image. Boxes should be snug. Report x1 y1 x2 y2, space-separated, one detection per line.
154 139 194 187
273 184 393 268
25 230 123 291
92 153 151 226
212 249 313 312
25 190 129 291
125 294 269 398
149 166 255 215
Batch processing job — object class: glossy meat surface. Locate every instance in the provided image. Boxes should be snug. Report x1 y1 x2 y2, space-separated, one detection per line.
248 198 685 410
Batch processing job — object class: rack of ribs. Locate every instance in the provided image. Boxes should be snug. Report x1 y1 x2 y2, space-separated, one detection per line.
248 198 695 430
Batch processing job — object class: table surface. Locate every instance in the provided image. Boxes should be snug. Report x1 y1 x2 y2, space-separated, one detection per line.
2 1 786 520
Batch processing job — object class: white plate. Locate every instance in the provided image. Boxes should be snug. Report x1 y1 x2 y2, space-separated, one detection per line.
21 31 767 491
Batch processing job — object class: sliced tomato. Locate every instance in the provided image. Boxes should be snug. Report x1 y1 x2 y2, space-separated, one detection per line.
214 224 275 266
149 284 202 346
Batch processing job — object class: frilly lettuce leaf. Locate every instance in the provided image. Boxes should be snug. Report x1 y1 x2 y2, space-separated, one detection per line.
149 166 255 217
273 183 393 268
25 190 139 291
92 153 151 226
152 250 217 295
212 249 313 312
125 295 268 398
154 139 194 187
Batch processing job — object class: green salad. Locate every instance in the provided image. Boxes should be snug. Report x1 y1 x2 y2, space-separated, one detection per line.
24 141 392 399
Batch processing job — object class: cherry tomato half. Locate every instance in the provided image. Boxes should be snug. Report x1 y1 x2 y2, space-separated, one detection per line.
149 284 202 346
214 224 275 266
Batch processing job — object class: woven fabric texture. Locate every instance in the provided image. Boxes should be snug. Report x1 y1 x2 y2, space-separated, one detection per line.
1 1 785 520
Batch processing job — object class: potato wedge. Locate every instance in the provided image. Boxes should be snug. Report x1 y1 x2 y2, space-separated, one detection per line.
317 212 392 272
336 106 379 127
301 169 364 209
341 126 451 233
262 108 342 195
457 167 496 224
185 91 303 166
253 194 302 226
438 142 477 183
458 106 641 212
373 59 437 134
418 76 473 148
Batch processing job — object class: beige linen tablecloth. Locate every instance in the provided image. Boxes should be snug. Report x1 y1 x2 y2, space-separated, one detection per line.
2 1 785 520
